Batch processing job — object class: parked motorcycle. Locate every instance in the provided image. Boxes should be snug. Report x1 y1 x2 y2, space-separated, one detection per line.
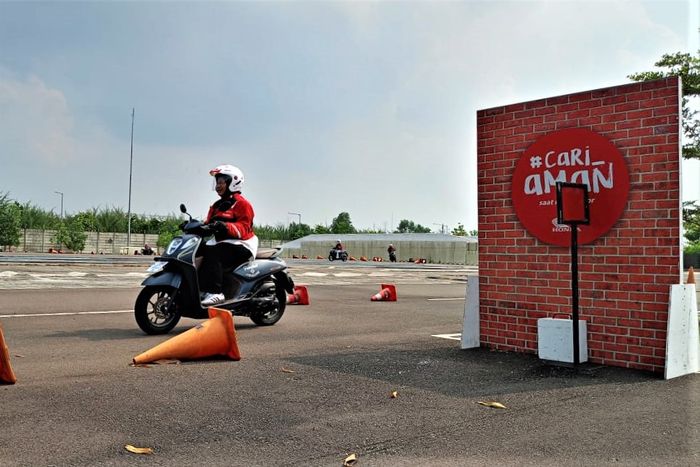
328 249 348 262
134 204 295 334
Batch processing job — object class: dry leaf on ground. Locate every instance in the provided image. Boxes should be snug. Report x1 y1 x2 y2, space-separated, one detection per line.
477 401 507 409
124 444 153 455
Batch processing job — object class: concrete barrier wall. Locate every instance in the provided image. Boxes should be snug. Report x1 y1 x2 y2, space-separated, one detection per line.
284 240 478 265
16 229 160 254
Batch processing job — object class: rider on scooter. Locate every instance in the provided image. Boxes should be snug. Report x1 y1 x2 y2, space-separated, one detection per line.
199 164 259 306
333 239 344 260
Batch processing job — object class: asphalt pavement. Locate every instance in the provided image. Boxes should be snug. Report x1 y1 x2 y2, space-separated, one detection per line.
0 260 698 466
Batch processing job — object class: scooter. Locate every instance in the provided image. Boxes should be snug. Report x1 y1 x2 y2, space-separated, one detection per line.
134 204 295 335
388 251 397 262
328 249 348 262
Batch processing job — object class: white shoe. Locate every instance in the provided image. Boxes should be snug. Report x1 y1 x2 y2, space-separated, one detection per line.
201 293 225 306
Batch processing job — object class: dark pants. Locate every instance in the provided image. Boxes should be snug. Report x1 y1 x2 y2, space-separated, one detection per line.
198 243 252 294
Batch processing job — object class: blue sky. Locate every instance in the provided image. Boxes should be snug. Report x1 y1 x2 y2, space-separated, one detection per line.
1 0 697 232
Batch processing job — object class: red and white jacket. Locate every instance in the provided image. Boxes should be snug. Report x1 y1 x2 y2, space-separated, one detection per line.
204 192 258 257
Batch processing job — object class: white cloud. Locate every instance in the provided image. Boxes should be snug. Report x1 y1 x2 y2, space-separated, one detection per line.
0 72 77 165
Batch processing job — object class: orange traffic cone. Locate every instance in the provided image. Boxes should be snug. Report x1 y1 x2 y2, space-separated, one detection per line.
287 285 310 305
0 322 17 384
371 284 397 302
360 256 368 262
133 307 240 364
349 256 357 261
687 267 696 285
316 255 324 260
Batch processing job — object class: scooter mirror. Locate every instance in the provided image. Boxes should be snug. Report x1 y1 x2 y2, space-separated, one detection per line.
180 204 187 214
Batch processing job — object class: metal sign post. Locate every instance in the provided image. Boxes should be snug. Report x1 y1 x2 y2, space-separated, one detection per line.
555 182 590 366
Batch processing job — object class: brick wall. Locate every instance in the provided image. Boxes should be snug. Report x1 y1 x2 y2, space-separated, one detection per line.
476 77 681 373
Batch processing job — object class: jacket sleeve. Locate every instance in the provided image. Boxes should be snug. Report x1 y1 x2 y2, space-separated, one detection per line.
223 198 255 239
204 205 216 224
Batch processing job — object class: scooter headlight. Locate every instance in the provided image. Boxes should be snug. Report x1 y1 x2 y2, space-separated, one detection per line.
165 238 183 255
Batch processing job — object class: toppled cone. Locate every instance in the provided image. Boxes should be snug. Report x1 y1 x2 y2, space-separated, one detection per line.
133 307 240 364
0 322 17 384
287 285 310 305
371 283 397 302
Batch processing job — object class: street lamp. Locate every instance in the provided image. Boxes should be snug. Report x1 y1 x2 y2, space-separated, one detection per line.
288 212 301 225
127 108 134 251
54 191 64 218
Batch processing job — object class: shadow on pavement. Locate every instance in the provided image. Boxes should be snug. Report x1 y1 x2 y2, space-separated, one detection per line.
288 343 658 399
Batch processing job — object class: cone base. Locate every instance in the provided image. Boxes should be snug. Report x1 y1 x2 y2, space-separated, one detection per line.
0 324 17 385
133 307 240 364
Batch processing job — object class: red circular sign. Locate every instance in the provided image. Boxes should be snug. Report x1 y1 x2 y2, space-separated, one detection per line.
512 128 629 246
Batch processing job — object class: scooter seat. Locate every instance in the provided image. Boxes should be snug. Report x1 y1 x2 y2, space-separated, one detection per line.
256 248 281 260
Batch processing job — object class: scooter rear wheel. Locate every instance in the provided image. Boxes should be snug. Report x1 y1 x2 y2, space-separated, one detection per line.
135 286 182 335
250 279 287 326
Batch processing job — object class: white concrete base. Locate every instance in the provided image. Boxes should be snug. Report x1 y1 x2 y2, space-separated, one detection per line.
665 284 699 380
537 318 588 363
461 276 480 349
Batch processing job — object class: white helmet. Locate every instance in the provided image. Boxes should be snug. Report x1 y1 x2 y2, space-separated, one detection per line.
209 164 244 192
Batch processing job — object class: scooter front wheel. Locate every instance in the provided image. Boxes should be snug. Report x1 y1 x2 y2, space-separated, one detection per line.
135 286 182 335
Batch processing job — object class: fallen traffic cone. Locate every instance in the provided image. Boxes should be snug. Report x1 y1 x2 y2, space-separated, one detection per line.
316 255 324 260
133 307 240 364
287 285 310 305
0 322 17 384
371 283 397 302
360 256 368 261
349 256 357 261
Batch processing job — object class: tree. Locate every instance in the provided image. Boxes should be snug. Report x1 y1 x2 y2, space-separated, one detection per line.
19 202 61 230
0 193 21 251
313 224 331 234
451 223 467 236
628 51 700 160
55 216 88 252
683 201 700 246
394 219 431 233
288 222 312 240
330 212 356 234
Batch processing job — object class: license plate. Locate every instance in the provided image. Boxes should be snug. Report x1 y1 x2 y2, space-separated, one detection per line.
146 261 167 274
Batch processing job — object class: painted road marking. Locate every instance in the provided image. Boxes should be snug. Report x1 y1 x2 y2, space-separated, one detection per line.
0 310 132 318
432 333 462 341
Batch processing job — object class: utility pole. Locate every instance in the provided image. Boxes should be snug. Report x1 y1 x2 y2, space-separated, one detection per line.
54 191 64 218
127 108 134 252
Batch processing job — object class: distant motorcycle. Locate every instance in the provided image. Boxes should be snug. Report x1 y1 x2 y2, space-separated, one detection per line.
328 249 348 262
134 204 295 334
388 251 397 262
